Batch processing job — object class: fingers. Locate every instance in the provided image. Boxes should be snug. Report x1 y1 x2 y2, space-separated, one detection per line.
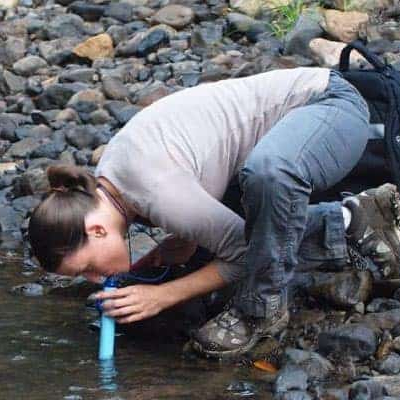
105 305 141 318
94 286 134 300
116 312 149 324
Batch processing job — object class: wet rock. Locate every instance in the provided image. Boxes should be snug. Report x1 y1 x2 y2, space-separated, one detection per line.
59 68 98 84
15 125 52 141
368 21 400 42
152 64 172 81
227 381 257 397
36 83 87 111
309 38 367 68
102 77 129 100
362 309 400 331
306 271 372 309
104 100 139 124
134 81 172 106
0 37 26 67
191 22 223 48
275 364 308 393
0 68 26 96
11 282 45 296
73 33 114 61
3 137 44 159
367 298 400 313
39 38 81 65
321 10 369 43
319 388 349 400
64 124 102 150
284 10 324 58
12 55 47 77
349 379 388 400
278 391 312 400
31 139 66 159
68 1 106 22
373 353 400 375
104 1 135 23
66 88 105 114
44 14 85 40
0 113 27 141
152 5 194 30
367 39 400 55
318 323 378 361
283 348 334 382
136 29 170 57
11 167 49 196
88 109 111 125
227 12 267 41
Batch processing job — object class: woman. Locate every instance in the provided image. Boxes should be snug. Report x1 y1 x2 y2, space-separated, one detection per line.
28 67 400 358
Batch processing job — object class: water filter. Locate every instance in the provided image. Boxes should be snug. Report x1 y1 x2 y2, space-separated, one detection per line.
98 276 118 360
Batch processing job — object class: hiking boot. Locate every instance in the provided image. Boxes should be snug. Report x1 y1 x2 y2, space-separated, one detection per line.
191 290 289 358
343 183 400 278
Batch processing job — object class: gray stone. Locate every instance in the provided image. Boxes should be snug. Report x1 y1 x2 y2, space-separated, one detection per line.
104 101 140 125
152 65 172 81
88 109 112 125
12 55 47 76
15 124 52 141
4 137 44 159
362 309 400 331
11 283 44 297
59 68 98 83
152 5 194 29
0 204 23 232
279 391 312 400
283 348 334 381
374 353 400 375
38 38 81 65
68 1 106 22
0 113 27 141
349 380 388 400
30 139 66 159
136 29 170 57
0 68 26 96
66 88 104 114
318 323 378 361
104 2 135 23
285 10 324 58
64 124 105 149
191 22 224 47
11 166 49 197
44 14 86 40
0 37 26 67
36 83 87 111
102 77 130 100
275 364 308 393
367 298 400 313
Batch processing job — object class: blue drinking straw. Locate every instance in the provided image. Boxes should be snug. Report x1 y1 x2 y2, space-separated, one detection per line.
98 276 118 360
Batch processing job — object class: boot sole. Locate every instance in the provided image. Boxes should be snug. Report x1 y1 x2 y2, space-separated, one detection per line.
191 311 290 359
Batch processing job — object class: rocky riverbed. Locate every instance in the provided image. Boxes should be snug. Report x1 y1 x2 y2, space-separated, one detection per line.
2 0 400 398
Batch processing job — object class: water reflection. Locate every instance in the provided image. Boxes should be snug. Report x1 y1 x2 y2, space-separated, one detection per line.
99 358 118 391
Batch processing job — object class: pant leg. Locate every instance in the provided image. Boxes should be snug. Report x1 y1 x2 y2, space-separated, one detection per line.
235 72 370 317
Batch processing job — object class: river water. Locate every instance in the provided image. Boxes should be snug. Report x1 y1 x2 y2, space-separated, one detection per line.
0 249 275 400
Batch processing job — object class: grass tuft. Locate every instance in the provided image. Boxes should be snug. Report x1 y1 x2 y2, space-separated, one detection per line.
267 0 304 39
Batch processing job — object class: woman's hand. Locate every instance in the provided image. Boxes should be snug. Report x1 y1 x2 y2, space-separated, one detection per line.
94 284 169 324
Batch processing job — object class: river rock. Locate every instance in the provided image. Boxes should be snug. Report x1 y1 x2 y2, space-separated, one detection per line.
36 83 87 111
374 352 400 375
306 270 372 309
39 38 81 65
44 14 86 40
59 68 98 84
363 309 400 331
104 100 139 124
0 68 26 96
331 0 393 12
68 1 106 22
15 125 52 141
229 0 289 17
11 282 44 296
283 348 334 382
134 81 172 106
284 10 324 58
102 77 129 100
0 37 26 67
318 323 378 361
104 1 135 23
31 139 66 159
367 21 400 43
136 29 170 57
309 38 367 68
191 22 223 48
73 33 114 61
349 379 389 399
88 109 111 124
321 10 369 43
152 5 194 29
12 56 48 77
367 298 400 313
66 88 105 114
278 391 312 400
3 137 44 159
275 364 308 393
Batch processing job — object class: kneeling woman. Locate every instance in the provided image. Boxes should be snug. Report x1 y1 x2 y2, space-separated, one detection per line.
28 67 400 357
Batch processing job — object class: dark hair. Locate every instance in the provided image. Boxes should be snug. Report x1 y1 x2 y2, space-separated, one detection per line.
28 165 99 272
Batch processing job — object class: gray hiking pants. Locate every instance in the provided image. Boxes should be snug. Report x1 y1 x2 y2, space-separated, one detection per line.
235 71 371 317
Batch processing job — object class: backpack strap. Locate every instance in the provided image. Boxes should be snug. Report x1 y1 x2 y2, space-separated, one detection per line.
339 40 387 73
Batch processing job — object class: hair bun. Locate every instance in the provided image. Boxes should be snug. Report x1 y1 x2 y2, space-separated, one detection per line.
47 165 96 194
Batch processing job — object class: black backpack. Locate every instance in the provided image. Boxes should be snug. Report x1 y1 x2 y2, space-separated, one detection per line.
313 40 400 202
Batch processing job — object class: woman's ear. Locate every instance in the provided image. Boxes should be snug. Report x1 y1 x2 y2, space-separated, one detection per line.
86 224 107 238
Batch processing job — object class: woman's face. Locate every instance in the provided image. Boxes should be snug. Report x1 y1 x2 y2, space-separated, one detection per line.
57 196 131 283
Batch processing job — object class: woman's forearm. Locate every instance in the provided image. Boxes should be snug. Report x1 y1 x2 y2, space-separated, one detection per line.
160 261 227 309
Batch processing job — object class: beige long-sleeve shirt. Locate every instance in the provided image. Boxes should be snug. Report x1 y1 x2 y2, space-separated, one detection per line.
96 67 331 282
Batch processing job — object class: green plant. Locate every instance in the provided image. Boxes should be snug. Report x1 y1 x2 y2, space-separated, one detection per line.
267 0 305 39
